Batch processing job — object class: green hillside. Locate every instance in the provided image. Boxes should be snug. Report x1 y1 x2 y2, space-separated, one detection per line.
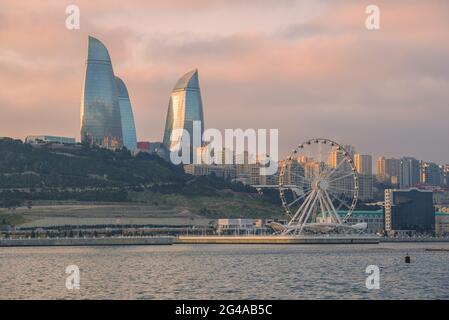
0 138 282 223
0 138 184 189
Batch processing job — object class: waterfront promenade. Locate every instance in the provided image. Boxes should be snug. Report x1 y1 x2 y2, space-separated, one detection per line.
0 236 174 247
3 235 449 247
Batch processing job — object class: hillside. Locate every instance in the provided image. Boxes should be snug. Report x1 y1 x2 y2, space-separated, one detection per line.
0 138 184 189
0 138 283 225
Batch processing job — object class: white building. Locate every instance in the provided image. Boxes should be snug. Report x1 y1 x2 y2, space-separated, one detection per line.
25 135 76 145
217 218 264 234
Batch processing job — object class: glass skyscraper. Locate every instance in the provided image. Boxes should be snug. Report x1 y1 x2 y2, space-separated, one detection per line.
399 157 420 188
162 69 205 160
80 36 123 149
115 77 137 151
384 188 435 236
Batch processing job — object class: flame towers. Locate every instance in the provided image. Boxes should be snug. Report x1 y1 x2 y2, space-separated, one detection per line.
162 69 205 160
80 36 203 156
80 36 124 149
116 77 137 151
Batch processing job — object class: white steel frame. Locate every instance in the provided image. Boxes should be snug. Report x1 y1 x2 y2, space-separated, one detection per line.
279 138 359 235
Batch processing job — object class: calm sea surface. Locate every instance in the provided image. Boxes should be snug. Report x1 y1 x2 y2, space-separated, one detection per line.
0 243 448 299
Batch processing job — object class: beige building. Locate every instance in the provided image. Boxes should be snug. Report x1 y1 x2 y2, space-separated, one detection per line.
196 145 234 165
354 154 374 201
217 218 265 235
376 157 400 185
354 154 372 175
436 213 449 237
184 164 236 179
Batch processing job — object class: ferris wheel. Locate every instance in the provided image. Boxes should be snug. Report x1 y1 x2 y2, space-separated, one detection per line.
278 138 359 235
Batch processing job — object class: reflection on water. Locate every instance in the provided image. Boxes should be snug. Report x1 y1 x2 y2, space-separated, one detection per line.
0 243 448 299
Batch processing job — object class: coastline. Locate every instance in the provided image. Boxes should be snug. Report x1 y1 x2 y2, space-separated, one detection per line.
2 235 449 247
0 236 174 247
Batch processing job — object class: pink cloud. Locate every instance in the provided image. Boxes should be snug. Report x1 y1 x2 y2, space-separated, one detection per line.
0 0 448 163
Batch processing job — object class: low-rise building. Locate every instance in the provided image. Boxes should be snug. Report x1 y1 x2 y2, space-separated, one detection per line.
136 141 150 152
315 210 384 234
435 212 449 237
25 135 76 145
184 164 236 179
217 218 265 235
421 162 444 186
343 210 384 234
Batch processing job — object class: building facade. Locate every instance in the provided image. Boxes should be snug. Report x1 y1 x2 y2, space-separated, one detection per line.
354 154 372 175
358 174 374 201
354 154 374 201
115 77 137 151
329 145 355 169
137 141 150 152
399 157 420 189
341 210 384 234
384 188 435 236
80 36 123 149
421 162 444 186
196 145 234 165
184 164 236 180
435 213 449 237
25 135 76 145
163 69 205 162
376 157 400 185
217 218 265 235
445 165 449 187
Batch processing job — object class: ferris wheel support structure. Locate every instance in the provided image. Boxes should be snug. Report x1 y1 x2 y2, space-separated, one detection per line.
279 138 359 235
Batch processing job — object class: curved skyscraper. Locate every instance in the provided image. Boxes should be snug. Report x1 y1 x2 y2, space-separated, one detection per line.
115 77 137 151
163 69 205 160
80 36 123 149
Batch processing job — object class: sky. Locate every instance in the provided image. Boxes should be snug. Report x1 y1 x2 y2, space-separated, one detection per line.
0 0 448 164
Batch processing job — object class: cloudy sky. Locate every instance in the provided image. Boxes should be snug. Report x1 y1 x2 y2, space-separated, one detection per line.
1 0 448 163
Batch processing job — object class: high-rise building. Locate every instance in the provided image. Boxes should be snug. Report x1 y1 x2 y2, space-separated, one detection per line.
384 188 435 236
80 36 123 149
376 157 400 185
279 159 303 186
115 77 137 151
303 160 323 181
354 154 372 175
354 154 373 201
399 157 420 189
329 144 355 169
421 162 444 186
327 146 356 199
358 175 374 201
235 151 257 179
376 157 385 182
163 69 205 162
196 145 234 165
445 165 449 187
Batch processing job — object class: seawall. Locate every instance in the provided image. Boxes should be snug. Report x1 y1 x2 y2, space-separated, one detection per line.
0 236 174 247
176 235 380 244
